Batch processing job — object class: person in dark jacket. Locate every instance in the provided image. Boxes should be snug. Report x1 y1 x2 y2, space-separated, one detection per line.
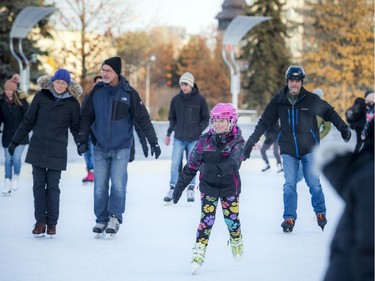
79 75 102 183
0 74 29 194
243 65 352 232
163 72 210 204
8 69 82 236
78 57 161 236
345 89 373 152
172 103 245 274
259 121 282 173
316 119 374 281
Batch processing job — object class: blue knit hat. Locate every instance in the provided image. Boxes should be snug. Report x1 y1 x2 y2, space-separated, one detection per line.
52 69 71 84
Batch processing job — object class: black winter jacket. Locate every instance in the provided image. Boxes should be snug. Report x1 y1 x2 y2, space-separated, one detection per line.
11 76 81 171
322 121 374 281
175 127 244 197
248 86 349 157
80 76 158 150
167 85 209 141
0 96 29 147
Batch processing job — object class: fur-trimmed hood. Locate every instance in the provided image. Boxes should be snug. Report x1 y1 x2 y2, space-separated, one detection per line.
37 75 82 98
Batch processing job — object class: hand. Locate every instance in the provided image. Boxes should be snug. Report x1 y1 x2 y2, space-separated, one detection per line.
340 126 351 143
165 136 171 146
172 186 184 204
243 141 254 159
8 142 18 156
129 145 135 162
77 142 88 156
141 143 149 158
150 143 161 159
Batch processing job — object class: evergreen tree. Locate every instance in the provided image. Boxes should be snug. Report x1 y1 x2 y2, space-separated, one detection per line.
302 0 374 115
0 1 52 88
241 0 291 112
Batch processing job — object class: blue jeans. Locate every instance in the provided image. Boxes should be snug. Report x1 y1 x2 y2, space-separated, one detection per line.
83 137 94 170
281 153 326 220
93 146 130 224
4 145 25 179
170 138 197 187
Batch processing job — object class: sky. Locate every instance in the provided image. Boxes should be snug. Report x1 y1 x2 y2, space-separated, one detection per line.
129 0 226 34
0 124 356 281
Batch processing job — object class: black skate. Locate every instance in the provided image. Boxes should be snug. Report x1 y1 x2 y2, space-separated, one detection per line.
316 214 327 231
281 218 295 233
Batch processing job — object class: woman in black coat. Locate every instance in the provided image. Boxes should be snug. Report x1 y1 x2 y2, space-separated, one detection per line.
316 120 374 281
8 69 82 237
0 74 29 194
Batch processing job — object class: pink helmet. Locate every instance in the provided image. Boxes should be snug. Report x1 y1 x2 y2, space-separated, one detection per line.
210 103 238 130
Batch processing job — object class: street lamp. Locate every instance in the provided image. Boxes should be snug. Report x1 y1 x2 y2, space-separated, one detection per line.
145 55 156 112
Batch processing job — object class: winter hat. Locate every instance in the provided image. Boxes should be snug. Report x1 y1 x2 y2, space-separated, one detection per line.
52 69 71 85
313 88 324 99
179 72 194 88
4 74 20 91
365 92 374 104
102 57 122 76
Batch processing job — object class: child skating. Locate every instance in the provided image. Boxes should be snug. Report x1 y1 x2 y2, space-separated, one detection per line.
172 103 245 274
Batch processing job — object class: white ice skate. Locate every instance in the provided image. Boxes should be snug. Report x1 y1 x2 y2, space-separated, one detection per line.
276 163 284 173
229 235 243 262
163 187 174 205
191 242 206 275
2 179 12 196
12 175 19 191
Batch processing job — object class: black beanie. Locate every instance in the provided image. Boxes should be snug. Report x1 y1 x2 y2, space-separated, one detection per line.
102 57 121 76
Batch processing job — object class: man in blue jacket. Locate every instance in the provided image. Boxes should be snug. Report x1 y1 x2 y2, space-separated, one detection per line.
243 65 351 233
78 57 161 235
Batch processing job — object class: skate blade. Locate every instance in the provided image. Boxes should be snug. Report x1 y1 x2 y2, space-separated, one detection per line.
34 234 45 238
94 232 106 239
164 201 173 206
282 228 293 233
2 192 11 196
191 263 201 275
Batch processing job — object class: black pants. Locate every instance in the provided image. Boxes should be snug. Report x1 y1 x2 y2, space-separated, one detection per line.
32 165 62 225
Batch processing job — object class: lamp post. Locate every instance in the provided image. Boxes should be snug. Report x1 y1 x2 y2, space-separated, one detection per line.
145 55 156 112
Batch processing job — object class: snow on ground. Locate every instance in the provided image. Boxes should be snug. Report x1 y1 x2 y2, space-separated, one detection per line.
0 154 346 281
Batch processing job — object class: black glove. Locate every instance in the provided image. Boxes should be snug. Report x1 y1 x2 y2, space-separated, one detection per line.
150 143 161 159
129 145 135 162
243 141 254 159
8 141 18 156
77 142 88 156
340 126 352 143
141 142 149 158
172 186 184 204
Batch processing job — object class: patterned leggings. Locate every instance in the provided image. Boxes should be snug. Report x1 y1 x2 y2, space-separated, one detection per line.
195 193 241 246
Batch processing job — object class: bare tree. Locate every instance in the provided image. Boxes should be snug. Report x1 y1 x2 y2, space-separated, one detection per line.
49 0 133 81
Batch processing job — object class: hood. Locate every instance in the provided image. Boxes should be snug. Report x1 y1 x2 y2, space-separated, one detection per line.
37 75 82 98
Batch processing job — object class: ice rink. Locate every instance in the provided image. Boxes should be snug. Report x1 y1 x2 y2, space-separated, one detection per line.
0 125 355 281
